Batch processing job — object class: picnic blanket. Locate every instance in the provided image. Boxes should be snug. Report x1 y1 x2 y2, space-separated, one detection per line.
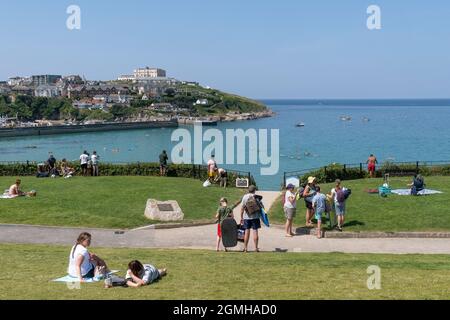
0 194 16 199
53 270 119 283
391 189 443 196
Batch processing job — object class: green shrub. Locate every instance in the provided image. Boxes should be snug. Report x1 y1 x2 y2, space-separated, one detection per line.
299 163 367 184
297 162 450 186
0 162 255 188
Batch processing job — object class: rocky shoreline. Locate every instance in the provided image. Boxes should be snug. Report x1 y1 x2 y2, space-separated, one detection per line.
176 109 275 125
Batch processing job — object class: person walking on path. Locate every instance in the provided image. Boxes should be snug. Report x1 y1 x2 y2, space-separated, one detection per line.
80 151 89 176
159 150 169 176
303 176 318 227
367 154 378 178
329 179 347 231
240 185 262 252
283 184 297 237
312 186 327 239
91 151 100 176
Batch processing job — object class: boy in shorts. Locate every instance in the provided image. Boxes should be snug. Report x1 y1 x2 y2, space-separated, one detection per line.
312 186 327 239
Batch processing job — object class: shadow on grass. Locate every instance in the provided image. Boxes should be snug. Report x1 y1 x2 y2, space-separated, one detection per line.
343 220 365 228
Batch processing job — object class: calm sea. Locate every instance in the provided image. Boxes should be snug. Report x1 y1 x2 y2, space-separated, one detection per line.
1 99 450 190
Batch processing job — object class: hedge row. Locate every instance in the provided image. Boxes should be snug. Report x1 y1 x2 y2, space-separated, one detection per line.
298 163 450 185
0 162 256 187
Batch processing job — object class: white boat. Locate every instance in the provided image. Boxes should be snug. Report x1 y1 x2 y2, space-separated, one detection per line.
340 116 352 121
296 122 305 127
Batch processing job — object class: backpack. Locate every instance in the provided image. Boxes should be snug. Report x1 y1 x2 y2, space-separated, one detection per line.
336 189 346 203
343 188 352 199
245 195 262 216
297 186 305 199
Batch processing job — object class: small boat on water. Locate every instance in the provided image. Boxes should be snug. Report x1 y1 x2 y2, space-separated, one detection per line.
362 117 370 122
296 122 305 127
340 116 352 121
24 145 37 149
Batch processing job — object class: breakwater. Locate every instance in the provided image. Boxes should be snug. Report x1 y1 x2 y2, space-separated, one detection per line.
0 120 178 138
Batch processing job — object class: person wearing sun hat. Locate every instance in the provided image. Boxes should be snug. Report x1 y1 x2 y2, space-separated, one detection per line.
283 183 297 237
302 176 318 227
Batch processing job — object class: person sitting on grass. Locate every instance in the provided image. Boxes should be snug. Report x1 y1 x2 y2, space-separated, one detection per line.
215 197 235 252
408 174 425 195
8 179 36 197
312 186 327 239
68 232 110 282
124 260 167 288
60 158 75 178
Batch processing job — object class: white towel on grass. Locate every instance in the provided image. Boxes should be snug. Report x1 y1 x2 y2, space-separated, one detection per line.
53 270 119 283
391 189 443 196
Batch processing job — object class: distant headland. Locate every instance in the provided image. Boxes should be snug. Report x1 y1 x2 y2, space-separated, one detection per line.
0 67 273 134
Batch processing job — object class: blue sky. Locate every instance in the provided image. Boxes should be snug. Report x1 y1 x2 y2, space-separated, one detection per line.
0 0 449 98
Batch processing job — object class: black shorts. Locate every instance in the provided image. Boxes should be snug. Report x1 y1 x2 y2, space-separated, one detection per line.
83 264 95 279
81 163 88 170
305 201 313 209
243 218 261 230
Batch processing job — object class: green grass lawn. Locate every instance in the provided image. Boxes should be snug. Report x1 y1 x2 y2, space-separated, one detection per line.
269 176 450 232
0 176 244 229
1 243 450 300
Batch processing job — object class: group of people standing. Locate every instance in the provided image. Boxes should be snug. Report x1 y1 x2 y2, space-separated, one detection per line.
284 177 350 239
36 151 100 178
79 150 100 177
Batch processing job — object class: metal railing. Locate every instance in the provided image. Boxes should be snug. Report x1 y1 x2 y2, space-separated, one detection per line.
283 160 450 188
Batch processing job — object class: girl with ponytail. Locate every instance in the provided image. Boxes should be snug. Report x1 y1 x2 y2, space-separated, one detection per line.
68 232 109 282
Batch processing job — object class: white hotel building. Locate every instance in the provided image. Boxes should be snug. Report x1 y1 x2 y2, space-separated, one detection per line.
134 67 166 79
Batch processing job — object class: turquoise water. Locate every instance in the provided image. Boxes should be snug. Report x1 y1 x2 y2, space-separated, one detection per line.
1 100 450 190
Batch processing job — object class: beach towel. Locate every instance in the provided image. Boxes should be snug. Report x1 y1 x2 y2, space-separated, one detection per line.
391 189 443 196
0 194 16 199
53 270 119 283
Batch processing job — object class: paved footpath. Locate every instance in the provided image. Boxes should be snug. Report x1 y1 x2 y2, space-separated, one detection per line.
2 191 450 254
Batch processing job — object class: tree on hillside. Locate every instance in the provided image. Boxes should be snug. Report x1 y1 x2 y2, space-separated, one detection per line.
110 104 130 119
60 100 79 120
164 88 176 97
30 97 48 120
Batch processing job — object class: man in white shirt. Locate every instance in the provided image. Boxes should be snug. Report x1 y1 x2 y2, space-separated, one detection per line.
91 151 100 176
80 151 89 176
284 184 297 237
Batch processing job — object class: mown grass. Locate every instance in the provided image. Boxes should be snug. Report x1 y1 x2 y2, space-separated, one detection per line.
1 243 450 300
0 176 244 229
269 176 450 232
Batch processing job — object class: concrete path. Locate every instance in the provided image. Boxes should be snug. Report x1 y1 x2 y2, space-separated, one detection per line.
2 190 450 254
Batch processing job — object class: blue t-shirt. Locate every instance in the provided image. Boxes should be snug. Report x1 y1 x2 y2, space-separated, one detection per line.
312 193 327 214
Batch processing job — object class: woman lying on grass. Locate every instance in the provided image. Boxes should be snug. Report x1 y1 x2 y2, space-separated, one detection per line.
124 260 167 288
